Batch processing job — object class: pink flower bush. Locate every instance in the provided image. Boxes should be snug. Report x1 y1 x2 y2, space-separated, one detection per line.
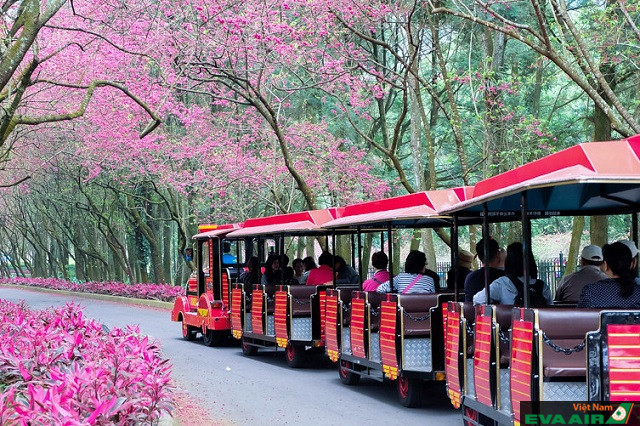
0 301 173 424
0 278 184 302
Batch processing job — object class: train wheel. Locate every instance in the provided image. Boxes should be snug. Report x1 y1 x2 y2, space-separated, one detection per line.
182 322 197 341
203 330 224 347
338 361 360 385
285 344 306 368
397 376 422 408
241 340 258 356
463 407 479 426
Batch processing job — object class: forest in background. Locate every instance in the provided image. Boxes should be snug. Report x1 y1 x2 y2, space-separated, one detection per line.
0 0 638 284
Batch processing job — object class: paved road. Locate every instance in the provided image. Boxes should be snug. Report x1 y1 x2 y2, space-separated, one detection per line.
0 287 462 425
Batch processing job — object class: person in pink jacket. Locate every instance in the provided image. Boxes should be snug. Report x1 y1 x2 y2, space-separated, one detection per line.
362 252 390 291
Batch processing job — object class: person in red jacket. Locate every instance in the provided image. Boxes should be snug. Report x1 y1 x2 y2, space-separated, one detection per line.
306 251 335 285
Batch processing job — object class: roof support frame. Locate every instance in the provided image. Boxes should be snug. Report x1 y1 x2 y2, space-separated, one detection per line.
482 203 490 304
521 191 532 308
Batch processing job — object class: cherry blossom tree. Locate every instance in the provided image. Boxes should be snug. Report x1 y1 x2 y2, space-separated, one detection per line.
0 0 164 187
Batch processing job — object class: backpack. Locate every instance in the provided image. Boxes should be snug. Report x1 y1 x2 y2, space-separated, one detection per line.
507 274 547 307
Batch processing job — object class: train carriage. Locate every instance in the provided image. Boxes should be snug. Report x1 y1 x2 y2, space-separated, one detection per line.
441 136 640 425
322 189 472 406
171 223 241 346
225 208 344 367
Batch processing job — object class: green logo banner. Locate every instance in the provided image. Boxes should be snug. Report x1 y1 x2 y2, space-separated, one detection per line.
522 402 639 425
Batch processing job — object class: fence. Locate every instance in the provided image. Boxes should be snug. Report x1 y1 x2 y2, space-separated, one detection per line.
367 256 571 296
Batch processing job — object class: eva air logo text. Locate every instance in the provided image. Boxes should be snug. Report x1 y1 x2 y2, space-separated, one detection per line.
524 403 634 425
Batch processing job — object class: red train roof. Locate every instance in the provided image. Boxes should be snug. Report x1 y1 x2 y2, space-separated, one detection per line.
446 135 640 215
225 208 343 237
323 188 472 228
193 223 241 239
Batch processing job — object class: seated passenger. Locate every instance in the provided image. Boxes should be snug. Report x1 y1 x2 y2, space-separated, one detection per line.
302 256 317 282
578 242 640 309
282 266 299 286
554 245 607 303
446 249 474 292
260 254 282 285
334 255 360 285
473 242 552 306
292 258 306 284
222 241 237 265
464 238 505 302
619 239 640 284
306 252 334 286
423 266 441 290
376 250 435 294
240 256 261 289
362 252 390 291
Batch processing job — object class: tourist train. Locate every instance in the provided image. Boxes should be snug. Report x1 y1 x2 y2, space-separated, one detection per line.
172 136 640 425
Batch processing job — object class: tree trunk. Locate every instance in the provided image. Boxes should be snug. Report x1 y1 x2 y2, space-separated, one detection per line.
564 216 585 276
508 221 522 244
305 236 315 260
422 230 437 273
361 233 373 278
73 223 86 281
135 227 149 283
338 235 351 265
148 200 164 283
297 237 305 259
163 219 172 285
590 216 608 247
590 61 615 247
392 234 401 275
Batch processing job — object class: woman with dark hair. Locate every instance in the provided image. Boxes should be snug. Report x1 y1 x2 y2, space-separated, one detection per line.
301 256 317 283
473 242 552 306
240 256 261 289
261 254 282 285
334 255 360 285
376 250 435 294
578 242 640 308
292 258 306 284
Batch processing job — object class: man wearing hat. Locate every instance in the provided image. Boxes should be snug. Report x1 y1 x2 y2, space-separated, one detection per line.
555 245 608 303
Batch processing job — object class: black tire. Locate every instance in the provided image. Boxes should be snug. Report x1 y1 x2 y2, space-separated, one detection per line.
203 330 224 347
285 344 306 368
338 361 360 385
397 376 422 408
182 323 197 341
241 340 258 356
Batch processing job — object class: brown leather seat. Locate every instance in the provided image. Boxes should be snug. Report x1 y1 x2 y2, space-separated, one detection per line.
496 305 514 365
463 302 476 356
463 302 475 324
290 286 316 317
265 285 277 314
367 292 385 332
542 342 588 378
537 308 600 378
339 289 353 326
399 294 439 337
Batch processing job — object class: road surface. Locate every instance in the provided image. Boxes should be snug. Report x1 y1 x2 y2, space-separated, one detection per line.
0 286 462 425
